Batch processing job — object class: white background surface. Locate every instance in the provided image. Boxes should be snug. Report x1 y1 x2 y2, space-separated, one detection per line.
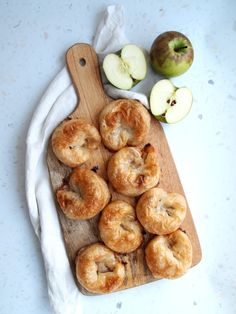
1 0 236 313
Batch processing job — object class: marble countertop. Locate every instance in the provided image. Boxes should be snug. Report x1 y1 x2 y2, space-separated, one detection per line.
0 0 236 313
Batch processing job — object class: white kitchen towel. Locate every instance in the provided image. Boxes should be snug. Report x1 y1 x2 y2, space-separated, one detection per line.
25 4 148 314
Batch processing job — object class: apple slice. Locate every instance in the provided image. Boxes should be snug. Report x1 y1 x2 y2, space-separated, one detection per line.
150 79 192 123
103 44 147 90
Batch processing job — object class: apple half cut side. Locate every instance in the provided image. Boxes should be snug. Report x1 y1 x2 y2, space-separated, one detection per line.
150 79 192 124
103 44 147 90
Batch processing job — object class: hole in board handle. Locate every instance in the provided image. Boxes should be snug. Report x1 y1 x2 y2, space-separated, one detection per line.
79 58 86 66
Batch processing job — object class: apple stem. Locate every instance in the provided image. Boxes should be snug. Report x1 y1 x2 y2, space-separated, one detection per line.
174 46 188 53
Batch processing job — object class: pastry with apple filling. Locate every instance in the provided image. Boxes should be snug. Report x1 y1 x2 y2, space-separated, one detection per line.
136 188 187 235
145 229 192 279
52 118 101 167
99 99 150 151
56 167 110 220
99 200 143 253
107 144 160 197
75 243 125 294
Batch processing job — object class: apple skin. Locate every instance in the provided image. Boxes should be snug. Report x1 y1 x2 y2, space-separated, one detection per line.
150 31 194 77
154 113 190 124
154 115 167 123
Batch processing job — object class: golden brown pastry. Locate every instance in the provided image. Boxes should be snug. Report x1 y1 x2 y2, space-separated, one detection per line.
145 230 192 279
52 118 101 167
107 144 160 196
99 200 143 253
136 188 187 235
56 167 110 220
75 243 125 294
99 99 150 151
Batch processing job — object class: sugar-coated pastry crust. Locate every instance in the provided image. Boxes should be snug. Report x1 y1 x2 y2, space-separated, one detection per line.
136 188 187 235
52 118 101 167
75 243 125 294
56 167 110 220
99 200 143 253
107 144 160 197
145 230 192 279
99 99 150 151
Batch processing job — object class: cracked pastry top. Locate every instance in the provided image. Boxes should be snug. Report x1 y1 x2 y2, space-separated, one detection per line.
145 229 192 279
136 188 187 235
75 243 125 294
56 167 110 220
99 200 143 253
99 99 150 151
52 118 101 167
107 144 160 197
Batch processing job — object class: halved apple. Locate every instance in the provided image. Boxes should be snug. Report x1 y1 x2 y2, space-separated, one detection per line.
150 79 192 123
103 44 147 90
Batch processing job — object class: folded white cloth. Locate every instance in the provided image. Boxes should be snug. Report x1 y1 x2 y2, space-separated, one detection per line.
25 4 149 314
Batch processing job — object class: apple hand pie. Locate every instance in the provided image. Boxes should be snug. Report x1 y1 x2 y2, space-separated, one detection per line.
145 229 192 279
56 167 110 220
136 188 187 235
99 99 150 151
107 144 160 196
99 200 143 253
52 118 101 167
76 243 125 294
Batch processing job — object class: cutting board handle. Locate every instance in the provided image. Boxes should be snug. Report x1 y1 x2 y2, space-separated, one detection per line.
66 43 107 123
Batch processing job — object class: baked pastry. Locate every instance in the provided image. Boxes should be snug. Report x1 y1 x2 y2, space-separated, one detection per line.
136 188 187 235
107 144 160 196
99 99 150 151
52 118 101 167
56 167 110 220
75 243 125 294
145 230 192 279
99 200 143 253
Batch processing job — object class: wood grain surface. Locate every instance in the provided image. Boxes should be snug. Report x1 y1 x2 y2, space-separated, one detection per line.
47 43 202 295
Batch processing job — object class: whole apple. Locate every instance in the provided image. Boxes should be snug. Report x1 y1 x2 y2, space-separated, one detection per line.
150 31 194 77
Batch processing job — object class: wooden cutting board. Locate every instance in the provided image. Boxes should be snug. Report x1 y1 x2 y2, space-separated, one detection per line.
47 43 202 295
